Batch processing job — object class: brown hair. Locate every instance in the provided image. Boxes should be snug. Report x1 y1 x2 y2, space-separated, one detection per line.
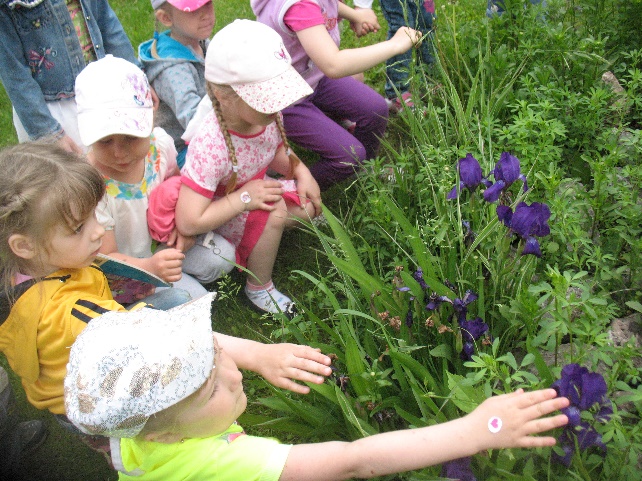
206 82 301 194
0 143 105 295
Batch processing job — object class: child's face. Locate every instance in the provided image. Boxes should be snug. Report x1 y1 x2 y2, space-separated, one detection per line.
166 1 215 46
90 135 150 177
39 209 105 275
171 335 247 439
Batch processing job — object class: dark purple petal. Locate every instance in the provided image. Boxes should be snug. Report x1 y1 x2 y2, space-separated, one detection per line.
530 202 551 237
412 268 429 290
441 456 477 481
521 236 542 257
496 205 513 226
458 154 483 189
562 405 582 427
577 424 606 453
447 182 463 199
494 152 522 185
509 202 535 238
483 180 505 202
405 308 414 327
597 402 613 423
552 364 587 405
459 317 489 342
519 173 529 192
552 431 575 467
461 290 478 305
578 372 608 411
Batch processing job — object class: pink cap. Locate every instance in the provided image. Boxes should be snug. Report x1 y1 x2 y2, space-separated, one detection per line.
151 0 210 12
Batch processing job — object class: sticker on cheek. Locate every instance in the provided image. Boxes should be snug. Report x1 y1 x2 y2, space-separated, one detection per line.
488 416 502 434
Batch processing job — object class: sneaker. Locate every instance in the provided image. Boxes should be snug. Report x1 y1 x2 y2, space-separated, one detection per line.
339 118 357 134
245 284 296 315
385 91 414 114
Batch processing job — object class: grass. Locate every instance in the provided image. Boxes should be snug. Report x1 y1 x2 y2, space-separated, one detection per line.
0 1 394 479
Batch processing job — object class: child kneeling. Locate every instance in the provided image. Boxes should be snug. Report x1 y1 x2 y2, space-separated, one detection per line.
65 295 570 481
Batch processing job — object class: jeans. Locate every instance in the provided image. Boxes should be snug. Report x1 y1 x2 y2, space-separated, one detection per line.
380 0 436 99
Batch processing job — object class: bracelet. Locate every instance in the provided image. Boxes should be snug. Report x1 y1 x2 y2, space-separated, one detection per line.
226 194 245 215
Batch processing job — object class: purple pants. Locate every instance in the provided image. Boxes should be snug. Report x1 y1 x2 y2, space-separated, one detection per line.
282 75 389 191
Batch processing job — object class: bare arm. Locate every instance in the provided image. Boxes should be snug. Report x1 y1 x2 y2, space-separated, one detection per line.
280 389 569 481
215 333 332 394
296 24 420 79
175 182 285 236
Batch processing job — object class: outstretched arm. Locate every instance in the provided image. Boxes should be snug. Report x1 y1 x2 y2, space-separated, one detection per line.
215 333 332 394
280 389 569 481
296 23 421 79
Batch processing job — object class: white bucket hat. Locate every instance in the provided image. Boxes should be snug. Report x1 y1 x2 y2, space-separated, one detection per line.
64 293 216 438
205 19 313 114
75 55 154 146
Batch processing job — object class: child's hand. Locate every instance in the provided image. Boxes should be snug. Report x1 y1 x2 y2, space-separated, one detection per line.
148 248 185 282
350 8 380 36
166 227 196 253
56 134 83 155
390 26 423 54
466 388 569 452
254 343 333 394
296 174 322 218
242 179 285 212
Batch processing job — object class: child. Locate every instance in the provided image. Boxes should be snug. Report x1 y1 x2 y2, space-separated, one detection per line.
139 0 216 169
170 20 322 314
251 0 422 190
354 0 436 112
75 54 236 299
0 145 331 450
65 294 570 480
0 0 138 153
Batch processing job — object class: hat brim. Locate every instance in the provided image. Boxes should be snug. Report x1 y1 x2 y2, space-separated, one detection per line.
232 66 313 115
78 108 153 147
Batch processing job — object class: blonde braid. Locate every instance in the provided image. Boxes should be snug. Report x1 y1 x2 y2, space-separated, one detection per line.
275 115 300 179
207 83 239 194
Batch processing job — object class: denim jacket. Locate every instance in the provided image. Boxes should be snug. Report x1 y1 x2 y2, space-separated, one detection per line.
0 0 136 140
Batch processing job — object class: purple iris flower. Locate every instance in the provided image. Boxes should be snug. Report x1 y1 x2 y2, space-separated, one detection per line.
483 152 529 202
447 154 491 199
413 268 429 290
441 456 477 481
551 364 613 466
459 317 489 360
453 290 478 322
497 202 551 258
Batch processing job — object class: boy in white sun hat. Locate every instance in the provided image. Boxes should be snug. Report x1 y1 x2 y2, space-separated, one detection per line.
65 294 570 480
139 0 216 168
149 19 321 315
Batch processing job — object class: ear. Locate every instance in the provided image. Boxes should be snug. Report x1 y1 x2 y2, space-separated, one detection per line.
155 8 173 28
8 234 37 260
143 430 183 444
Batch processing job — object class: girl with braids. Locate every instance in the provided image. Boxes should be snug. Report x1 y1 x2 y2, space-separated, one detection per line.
173 20 321 314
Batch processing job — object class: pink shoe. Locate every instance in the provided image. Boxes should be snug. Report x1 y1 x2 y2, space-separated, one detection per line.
385 91 415 114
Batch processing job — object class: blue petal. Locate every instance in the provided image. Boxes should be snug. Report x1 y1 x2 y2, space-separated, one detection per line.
459 154 483 189
483 180 505 202
522 236 542 257
447 182 463 200
496 205 513 226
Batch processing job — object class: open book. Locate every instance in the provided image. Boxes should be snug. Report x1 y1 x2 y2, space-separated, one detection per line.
94 254 171 305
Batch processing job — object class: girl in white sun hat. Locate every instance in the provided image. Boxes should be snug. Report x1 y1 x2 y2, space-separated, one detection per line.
155 19 322 315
